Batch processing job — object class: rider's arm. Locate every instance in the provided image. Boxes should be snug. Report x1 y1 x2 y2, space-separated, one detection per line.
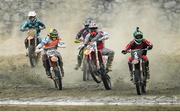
76 28 84 39
38 20 46 30
122 41 133 54
36 37 49 49
58 40 66 48
83 33 90 46
20 21 28 32
91 32 102 42
98 31 109 41
91 31 109 42
124 40 134 51
144 39 153 50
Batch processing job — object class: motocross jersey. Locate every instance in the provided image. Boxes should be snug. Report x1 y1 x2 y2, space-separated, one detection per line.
124 39 153 55
20 18 45 36
84 31 109 50
76 28 89 40
36 36 61 49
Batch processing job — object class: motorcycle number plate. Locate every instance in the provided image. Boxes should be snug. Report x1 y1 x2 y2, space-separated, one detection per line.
84 49 91 55
51 56 58 62
132 59 139 64
27 36 34 40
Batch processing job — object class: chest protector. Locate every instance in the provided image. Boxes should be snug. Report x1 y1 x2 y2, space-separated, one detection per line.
44 38 60 49
90 32 104 50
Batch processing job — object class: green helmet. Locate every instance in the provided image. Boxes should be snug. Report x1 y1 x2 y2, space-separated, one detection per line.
49 28 59 39
133 27 143 44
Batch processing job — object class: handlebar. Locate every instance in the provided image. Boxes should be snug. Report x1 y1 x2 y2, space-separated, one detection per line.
126 48 149 53
74 39 82 44
35 48 43 53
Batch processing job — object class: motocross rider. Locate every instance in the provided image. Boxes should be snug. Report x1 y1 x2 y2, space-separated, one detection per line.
121 27 153 81
74 18 93 70
36 29 64 78
20 11 46 52
84 22 115 72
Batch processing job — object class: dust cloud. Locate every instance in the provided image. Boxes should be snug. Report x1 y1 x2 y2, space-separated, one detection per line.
0 0 180 90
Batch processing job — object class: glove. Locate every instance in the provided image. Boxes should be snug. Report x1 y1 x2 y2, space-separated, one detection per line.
35 48 40 53
40 27 45 30
147 46 152 50
58 42 66 48
121 50 127 54
35 46 43 53
74 39 81 43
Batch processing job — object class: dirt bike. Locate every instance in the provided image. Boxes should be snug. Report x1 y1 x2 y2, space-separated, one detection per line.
127 49 149 95
75 39 91 81
36 42 65 90
26 29 40 67
83 41 111 90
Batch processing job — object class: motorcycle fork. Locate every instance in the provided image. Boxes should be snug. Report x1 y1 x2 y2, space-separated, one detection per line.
141 60 146 81
132 64 135 82
139 59 143 83
90 52 99 69
94 44 100 69
28 39 31 48
47 58 53 72
49 56 61 78
48 57 55 78
35 37 37 46
132 61 142 84
28 38 36 54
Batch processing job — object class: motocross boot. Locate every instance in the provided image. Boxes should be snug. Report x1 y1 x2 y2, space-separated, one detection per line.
45 70 52 78
106 63 112 72
74 52 83 70
106 52 114 72
74 64 80 70
128 62 133 81
25 48 28 57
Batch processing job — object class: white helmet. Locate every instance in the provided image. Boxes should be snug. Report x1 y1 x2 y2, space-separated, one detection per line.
89 22 98 29
28 11 36 17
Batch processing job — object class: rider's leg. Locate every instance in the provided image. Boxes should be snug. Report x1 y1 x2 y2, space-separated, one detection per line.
42 53 51 78
102 48 115 72
75 47 84 70
142 55 150 79
128 57 133 81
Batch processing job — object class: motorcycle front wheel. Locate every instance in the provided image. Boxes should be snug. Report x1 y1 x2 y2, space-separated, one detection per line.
134 69 142 95
53 68 62 90
82 59 90 81
100 68 112 90
28 45 36 67
89 60 101 83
